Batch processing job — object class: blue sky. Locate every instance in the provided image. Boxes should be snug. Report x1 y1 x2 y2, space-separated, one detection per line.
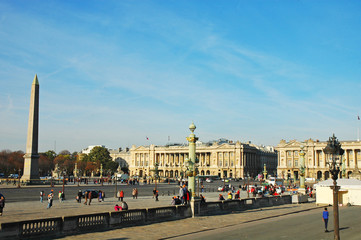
1 0 361 153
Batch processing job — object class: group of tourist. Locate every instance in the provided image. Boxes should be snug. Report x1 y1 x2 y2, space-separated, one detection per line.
171 193 206 205
114 201 128 211
82 190 105 205
178 185 190 205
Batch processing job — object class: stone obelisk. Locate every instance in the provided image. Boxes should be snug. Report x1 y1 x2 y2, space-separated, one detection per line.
22 75 40 182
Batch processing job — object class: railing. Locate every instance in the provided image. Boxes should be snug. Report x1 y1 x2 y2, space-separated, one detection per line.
0 195 292 239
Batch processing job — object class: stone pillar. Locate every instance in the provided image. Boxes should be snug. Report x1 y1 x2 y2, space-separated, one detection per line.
299 145 306 194
22 75 40 183
186 122 198 200
354 149 358 169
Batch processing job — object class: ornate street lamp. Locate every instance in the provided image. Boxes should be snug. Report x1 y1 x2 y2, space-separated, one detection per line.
62 169 66 197
323 134 344 240
186 122 199 199
263 164 268 181
247 172 250 198
100 164 103 186
299 144 306 193
150 162 160 191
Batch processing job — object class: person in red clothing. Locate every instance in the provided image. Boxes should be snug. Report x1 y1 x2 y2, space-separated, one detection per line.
114 204 122 211
118 190 124 201
235 189 240 199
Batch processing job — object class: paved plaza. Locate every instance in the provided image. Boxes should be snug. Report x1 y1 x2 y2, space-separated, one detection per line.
2 184 360 240
52 204 360 240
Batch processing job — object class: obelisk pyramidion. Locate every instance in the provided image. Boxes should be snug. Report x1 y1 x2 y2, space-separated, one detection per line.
22 74 40 182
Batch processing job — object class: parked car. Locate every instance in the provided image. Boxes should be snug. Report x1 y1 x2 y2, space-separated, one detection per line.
217 184 230 192
82 190 99 198
206 178 213 183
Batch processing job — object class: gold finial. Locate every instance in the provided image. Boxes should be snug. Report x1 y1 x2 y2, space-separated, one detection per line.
33 74 39 85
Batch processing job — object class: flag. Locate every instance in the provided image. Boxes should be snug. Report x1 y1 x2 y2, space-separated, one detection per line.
146 136 149 140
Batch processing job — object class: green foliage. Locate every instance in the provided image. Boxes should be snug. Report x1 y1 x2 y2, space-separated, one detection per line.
59 150 71 155
88 146 112 165
43 150 57 161
105 161 119 174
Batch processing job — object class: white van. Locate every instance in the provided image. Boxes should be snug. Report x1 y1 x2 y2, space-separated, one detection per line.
267 177 284 186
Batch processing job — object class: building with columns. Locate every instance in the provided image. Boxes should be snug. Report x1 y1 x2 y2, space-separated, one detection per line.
110 139 277 179
276 138 361 181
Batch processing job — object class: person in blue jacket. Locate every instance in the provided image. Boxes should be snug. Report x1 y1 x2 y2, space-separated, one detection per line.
322 207 329 232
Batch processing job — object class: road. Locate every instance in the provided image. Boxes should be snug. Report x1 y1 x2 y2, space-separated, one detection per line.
0 179 249 202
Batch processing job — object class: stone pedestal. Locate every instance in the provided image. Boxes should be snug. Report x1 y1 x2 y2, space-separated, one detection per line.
190 197 201 218
298 188 306 195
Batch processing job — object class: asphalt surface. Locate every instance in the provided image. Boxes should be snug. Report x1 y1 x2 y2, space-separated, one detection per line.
178 205 361 240
0 179 247 203
50 204 361 240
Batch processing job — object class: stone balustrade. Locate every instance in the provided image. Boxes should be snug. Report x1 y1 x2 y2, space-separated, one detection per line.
0 195 292 239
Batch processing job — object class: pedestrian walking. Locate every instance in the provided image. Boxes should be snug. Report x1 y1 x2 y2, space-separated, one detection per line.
47 190 54 209
58 191 63 203
87 191 92 205
155 190 159 201
102 190 105 202
322 207 329 232
84 190 88 205
40 190 44 203
77 190 82 203
0 193 5 216
98 190 103 202
132 188 138 199
118 190 124 201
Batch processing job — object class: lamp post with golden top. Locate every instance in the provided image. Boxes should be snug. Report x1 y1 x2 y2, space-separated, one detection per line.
323 134 344 240
298 144 306 194
186 122 199 199
263 164 267 181
186 122 201 217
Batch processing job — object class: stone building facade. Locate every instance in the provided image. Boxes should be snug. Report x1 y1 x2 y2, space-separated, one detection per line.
276 139 361 180
110 140 277 179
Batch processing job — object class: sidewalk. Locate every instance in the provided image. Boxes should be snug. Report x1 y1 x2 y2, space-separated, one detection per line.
57 202 323 240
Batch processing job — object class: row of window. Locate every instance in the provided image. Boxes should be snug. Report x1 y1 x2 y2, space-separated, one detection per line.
286 150 361 157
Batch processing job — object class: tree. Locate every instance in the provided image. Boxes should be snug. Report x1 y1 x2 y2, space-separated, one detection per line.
8 151 24 173
59 150 71 156
0 150 24 176
85 161 97 176
39 154 53 176
43 150 57 161
88 146 112 165
105 161 119 175
54 154 75 176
